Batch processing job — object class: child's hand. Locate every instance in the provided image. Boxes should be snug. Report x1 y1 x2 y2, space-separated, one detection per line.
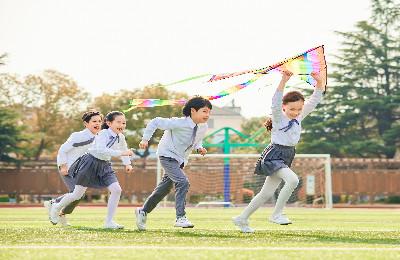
59 164 68 176
121 150 134 156
139 140 148 149
311 71 325 90
125 164 133 173
281 70 293 83
197 148 207 156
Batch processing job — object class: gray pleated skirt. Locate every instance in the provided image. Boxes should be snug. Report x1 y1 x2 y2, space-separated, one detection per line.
68 153 118 188
254 143 295 176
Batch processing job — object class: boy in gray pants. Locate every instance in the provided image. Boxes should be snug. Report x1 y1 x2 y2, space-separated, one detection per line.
135 96 212 230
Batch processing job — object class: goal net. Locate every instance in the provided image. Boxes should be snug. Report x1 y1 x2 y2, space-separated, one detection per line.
156 154 332 209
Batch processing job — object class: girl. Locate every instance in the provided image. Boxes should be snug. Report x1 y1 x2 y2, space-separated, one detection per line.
135 96 211 231
44 110 103 226
233 70 325 233
50 111 134 229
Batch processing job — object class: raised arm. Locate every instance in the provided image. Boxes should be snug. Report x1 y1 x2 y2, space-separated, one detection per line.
300 71 325 119
271 71 293 121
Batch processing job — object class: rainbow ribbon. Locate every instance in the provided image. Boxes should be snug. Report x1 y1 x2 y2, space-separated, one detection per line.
124 46 326 110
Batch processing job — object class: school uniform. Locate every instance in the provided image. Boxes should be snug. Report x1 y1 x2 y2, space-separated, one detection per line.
70 128 131 188
255 89 324 176
141 116 207 217
55 128 96 212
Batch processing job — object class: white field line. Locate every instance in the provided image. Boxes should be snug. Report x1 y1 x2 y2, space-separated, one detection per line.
0 246 399 251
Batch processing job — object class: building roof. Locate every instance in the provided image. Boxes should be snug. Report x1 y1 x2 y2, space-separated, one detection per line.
211 105 243 117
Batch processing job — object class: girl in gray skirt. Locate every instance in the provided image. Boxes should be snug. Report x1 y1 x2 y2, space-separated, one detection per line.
233 70 325 233
50 111 134 229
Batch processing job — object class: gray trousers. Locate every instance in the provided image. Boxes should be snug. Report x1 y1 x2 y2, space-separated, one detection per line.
55 172 80 214
142 156 190 217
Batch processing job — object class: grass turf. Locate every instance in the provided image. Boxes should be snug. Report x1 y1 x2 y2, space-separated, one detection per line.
0 207 399 259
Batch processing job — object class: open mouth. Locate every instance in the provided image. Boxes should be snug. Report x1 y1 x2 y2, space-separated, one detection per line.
93 126 100 130
117 128 123 132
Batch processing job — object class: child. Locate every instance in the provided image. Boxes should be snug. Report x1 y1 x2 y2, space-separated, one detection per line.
44 110 103 226
233 70 325 233
50 111 134 229
135 96 211 230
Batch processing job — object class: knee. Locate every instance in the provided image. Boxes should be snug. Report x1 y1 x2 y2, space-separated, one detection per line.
287 175 299 188
110 183 122 195
71 191 84 201
177 179 190 190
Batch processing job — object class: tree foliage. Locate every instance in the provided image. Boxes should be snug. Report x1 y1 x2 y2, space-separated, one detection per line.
299 0 400 158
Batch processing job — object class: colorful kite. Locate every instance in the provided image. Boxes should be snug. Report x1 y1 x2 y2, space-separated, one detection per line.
124 45 327 111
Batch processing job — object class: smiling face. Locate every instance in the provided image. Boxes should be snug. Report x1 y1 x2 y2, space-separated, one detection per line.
107 115 127 134
84 115 102 134
282 100 304 119
191 106 211 124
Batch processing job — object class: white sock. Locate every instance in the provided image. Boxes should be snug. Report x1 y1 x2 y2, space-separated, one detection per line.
272 168 299 217
239 175 282 220
55 185 87 211
105 182 122 224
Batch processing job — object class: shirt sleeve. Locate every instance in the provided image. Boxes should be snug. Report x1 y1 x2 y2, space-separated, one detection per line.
300 89 324 120
57 133 77 166
142 117 182 141
118 135 131 165
90 132 123 158
271 90 284 123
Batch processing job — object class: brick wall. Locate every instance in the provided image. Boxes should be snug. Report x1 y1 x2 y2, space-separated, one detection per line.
0 157 399 204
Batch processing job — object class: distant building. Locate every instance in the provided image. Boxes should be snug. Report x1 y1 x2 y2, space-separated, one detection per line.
208 100 245 133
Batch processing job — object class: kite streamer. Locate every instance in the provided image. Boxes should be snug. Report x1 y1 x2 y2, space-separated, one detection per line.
209 45 326 88
123 99 187 112
124 46 327 111
162 74 211 86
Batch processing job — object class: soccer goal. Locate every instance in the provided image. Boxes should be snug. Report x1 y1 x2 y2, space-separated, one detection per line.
156 153 332 209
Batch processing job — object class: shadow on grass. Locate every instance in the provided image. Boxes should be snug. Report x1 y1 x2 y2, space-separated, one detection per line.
70 226 400 245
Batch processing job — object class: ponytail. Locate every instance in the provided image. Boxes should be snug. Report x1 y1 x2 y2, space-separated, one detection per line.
263 117 272 132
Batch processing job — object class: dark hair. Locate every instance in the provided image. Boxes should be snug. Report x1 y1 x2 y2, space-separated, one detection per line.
264 117 273 131
282 91 305 104
264 91 305 131
101 111 125 129
82 110 103 123
182 96 212 117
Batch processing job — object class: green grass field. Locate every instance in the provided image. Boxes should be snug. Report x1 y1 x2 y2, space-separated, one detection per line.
0 207 399 259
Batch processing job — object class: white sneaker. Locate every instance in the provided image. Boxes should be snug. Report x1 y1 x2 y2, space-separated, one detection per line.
174 216 194 228
269 214 292 225
104 221 124 229
43 200 54 221
58 214 71 227
49 203 61 225
135 208 147 231
232 216 254 233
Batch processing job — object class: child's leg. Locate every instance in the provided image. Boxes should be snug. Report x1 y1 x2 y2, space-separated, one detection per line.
173 175 190 218
57 175 80 214
142 175 174 214
158 158 189 218
272 168 299 217
105 182 122 223
55 185 87 211
239 175 282 220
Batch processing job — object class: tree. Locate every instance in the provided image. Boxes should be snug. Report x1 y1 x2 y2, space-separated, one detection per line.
0 108 27 164
92 84 188 157
298 0 400 158
0 70 90 160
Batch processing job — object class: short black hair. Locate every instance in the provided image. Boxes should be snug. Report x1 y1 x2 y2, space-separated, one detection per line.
182 96 212 117
82 110 103 123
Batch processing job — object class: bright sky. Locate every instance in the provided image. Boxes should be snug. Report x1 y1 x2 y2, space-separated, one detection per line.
0 0 371 118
